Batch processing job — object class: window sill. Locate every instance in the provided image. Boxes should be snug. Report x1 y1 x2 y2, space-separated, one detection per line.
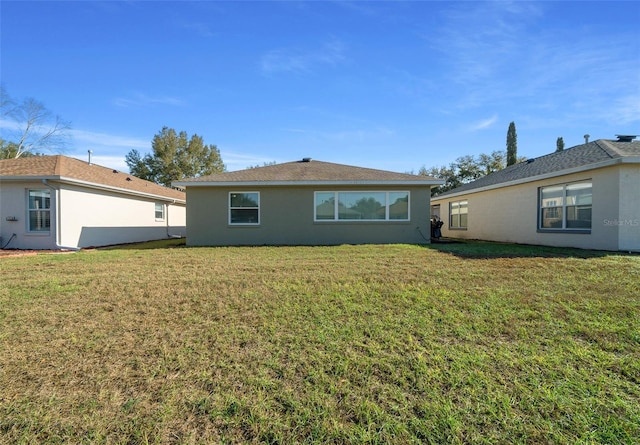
537 229 591 234
449 227 467 231
313 220 411 224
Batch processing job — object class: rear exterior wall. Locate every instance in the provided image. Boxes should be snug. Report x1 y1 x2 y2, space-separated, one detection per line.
185 185 433 246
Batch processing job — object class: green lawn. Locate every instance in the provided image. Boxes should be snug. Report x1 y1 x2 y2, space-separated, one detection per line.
1 241 638 444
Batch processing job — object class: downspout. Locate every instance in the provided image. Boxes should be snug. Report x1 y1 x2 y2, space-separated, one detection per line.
41 180 81 251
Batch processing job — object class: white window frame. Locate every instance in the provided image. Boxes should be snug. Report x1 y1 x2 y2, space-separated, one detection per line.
449 200 468 229
229 192 260 225
27 189 51 233
155 203 165 221
539 181 592 232
314 191 410 222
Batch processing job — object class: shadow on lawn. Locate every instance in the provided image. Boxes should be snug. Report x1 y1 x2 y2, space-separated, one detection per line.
424 239 632 259
100 237 636 260
98 237 187 251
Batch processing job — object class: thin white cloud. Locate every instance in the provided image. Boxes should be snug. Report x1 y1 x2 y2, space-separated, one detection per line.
70 128 149 151
261 38 346 75
282 128 307 134
65 129 151 172
613 93 640 125
184 23 215 37
281 125 395 145
220 150 281 171
112 93 186 108
468 115 498 131
180 21 215 38
425 0 640 122
430 2 536 85
318 126 395 143
77 154 129 172
0 118 21 132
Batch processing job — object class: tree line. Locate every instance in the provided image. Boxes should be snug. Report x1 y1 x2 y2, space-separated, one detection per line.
421 121 528 196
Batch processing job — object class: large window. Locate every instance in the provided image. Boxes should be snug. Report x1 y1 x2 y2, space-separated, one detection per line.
539 182 592 231
230 192 260 225
28 189 51 232
449 200 468 229
155 203 165 221
314 191 409 221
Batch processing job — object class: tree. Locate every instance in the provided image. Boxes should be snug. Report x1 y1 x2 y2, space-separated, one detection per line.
126 127 225 187
247 161 277 169
419 164 460 196
0 139 43 159
477 150 506 175
0 86 71 158
0 139 19 159
419 150 507 196
556 136 565 152
506 121 517 166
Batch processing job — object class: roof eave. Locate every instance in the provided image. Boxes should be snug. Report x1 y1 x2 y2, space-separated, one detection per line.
0 175 60 182
173 179 444 187
0 175 185 203
57 177 186 203
432 158 634 200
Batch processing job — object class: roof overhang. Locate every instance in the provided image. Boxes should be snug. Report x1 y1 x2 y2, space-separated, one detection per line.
431 157 639 201
0 175 186 204
172 179 445 187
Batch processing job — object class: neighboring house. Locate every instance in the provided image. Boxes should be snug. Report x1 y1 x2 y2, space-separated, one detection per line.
173 158 443 246
0 155 186 250
431 136 640 252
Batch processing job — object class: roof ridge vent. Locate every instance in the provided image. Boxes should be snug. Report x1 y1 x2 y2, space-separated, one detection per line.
301 157 312 162
615 134 637 142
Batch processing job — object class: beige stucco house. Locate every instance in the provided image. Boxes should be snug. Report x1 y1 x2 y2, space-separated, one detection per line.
0 155 186 250
173 158 443 246
430 136 640 252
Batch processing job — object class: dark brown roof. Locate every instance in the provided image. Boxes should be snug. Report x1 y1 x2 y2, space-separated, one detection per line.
0 155 185 201
174 159 442 186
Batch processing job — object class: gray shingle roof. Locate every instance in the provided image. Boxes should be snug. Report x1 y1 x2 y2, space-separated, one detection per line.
174 159 442 186
436 139 640 197
0 155 186 201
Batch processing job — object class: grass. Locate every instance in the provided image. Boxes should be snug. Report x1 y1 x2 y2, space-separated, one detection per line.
0 241 638 444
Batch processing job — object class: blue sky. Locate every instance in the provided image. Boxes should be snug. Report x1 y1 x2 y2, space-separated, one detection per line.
2 1 639 173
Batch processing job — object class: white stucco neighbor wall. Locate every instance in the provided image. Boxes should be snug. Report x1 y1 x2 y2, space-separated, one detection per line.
58 185 186 248
617 164 640 252
431 166 632 252
0 181 57 250
0 181 186 250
